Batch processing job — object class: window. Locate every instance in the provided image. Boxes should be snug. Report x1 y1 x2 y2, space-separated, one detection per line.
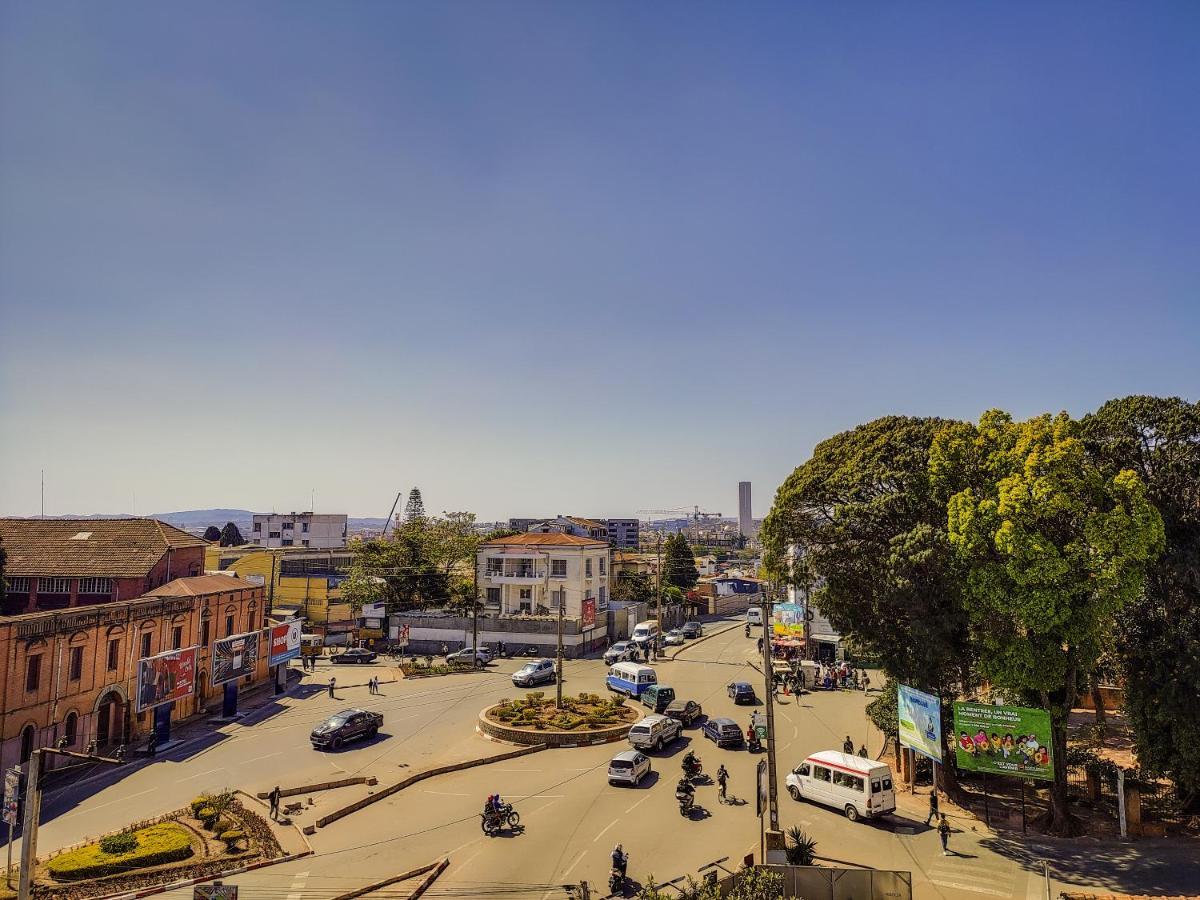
269 531 280 539
282 521 294 530
253 539 261 545
282 539 293 546
796 764 811 777
600 557 607 575
201 619 211 647
253 522 261 532
585 559 593 577
486 558 503 576
598 586 607 607
140 633 152 659
551 559 567 578
552 588 565 608
226 615 235 637
6 577 30 594
302 522 309 533
519 588 532 600
20 725 35 764
69 646 83 680
172 626 183 650
26 655 42 691
107 638 120 671
813 766 831 783
302 540 309 547
64 711 78 746
78 577 112 594
38 577 71 594
486 587 501 605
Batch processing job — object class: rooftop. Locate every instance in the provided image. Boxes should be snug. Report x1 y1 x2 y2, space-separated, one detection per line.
481 532 608 548
143 575 262 597
0 518 208 578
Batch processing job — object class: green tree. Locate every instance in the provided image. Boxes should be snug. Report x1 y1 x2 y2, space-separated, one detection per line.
1082 396 1200 807
339 568 387 642
612 571 654 604
662 533 699 591
202 525 222 542
761 416 975 784
404 488 426 523
932 410 1164 834
219 522 245 547
482 527 520 541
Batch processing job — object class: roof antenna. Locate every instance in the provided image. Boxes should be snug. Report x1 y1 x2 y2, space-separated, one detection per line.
41 469 45 518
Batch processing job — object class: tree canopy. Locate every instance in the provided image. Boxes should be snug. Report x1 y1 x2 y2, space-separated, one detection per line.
202 525 222 542
662 533 699 591
404 488 427 523
219 522 245 547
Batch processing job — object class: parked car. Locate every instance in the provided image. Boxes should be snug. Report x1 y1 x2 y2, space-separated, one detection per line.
331 648 378 664
701 717 744 748
680 621 703 639
663 630 685 646
727 681 757 704
608 750 652 786
512 658 556 688
447 646 492 666
604 641 637 666
664 698 703 726
627 714 682 752
639 684 676 713
519 646 540 657
310 708 383 750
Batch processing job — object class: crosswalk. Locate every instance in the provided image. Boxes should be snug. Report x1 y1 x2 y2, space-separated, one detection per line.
923 853 1019 897
284 869 310 900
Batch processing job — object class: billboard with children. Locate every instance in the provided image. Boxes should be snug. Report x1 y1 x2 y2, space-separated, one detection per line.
952 701 1054 781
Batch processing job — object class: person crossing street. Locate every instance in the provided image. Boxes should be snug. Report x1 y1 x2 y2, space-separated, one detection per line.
925 789 940 826
717 764 729 803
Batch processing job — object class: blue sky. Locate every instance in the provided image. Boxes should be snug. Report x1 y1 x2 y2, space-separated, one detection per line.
2 2 1197 521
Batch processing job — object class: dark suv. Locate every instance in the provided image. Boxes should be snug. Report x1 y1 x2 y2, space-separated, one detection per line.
681 622 703 639
310 708 383 750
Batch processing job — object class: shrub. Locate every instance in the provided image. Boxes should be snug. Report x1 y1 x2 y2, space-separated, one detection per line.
218 829 245 851
210 817 233 834
189 797 209 816
47 823 194 881
784 825 817 865
195 806 216 825
99 831 138 855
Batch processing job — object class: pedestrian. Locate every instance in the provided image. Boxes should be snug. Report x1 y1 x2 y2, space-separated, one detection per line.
925 789 940 826
269 785 281 820
937 814 951 855
441 643 449 662
716 764 729 803
843 735 854 755
147 730 158 758
757 636 763 654
863 673 871 693
328 677 336 698
858 744 868 758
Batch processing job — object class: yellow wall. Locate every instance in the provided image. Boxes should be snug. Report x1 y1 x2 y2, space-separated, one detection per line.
204 546 349 623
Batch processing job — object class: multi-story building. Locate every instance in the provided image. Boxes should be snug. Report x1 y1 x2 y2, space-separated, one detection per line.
0 518 208 615
508 516 640 549
204 544 354 623
0 575 267 771
249 512 347 549
477 532 610 620
738 482 754 537
603 518 641 549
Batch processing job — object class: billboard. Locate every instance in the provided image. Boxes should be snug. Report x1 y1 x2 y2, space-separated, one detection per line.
953 702 1054 781
212 631 260 686
582 598 596 629
136 646 198 712
897 684 943 762
268 618 303 667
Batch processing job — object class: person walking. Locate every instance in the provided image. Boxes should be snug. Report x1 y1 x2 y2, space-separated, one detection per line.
716 764 729 803
858 744 868 758
269 785 281 820
147 730 158 758
843 735 854 755
937 814 951 855
328 676 336 698
862 672 871 693
441 643 449 662
925 789 940 826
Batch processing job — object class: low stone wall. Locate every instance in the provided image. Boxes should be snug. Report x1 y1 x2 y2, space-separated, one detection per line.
476 708 640 747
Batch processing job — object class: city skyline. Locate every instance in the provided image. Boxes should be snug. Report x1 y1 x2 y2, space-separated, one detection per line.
3 3 1197 520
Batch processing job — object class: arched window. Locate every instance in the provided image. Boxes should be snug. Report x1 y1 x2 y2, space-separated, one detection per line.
20 724 36 763
64 711 78 746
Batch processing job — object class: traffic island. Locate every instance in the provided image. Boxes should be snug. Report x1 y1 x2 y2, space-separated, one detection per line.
477 691 641 747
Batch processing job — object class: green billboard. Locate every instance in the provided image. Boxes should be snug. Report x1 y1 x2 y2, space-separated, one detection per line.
952 702 1054 781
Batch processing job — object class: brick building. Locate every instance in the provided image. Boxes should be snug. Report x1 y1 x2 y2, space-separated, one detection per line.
0 518 208 615
0 575 267 772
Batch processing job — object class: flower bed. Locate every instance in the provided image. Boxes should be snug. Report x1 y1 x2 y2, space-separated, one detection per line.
46 822 194 882
485 692 638 731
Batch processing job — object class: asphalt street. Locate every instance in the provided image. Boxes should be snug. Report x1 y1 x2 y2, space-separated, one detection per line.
6 622 1196 899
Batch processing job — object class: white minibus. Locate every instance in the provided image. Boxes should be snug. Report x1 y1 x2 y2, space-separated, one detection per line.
784 750 896 822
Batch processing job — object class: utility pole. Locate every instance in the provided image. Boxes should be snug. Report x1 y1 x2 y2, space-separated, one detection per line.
472 563 479 658
653 532 662 661
555 591 565 709
761 581 780 836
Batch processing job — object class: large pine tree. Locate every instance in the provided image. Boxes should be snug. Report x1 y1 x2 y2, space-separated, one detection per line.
663 533 699 591
219 522 245 547
404 488 427 522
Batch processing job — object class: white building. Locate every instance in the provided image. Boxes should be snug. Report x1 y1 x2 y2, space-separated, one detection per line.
478 532 609 621
250 512 347 549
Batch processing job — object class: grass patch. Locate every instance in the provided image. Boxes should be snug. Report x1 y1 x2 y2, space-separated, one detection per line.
485 692 637 732
46 822 194 882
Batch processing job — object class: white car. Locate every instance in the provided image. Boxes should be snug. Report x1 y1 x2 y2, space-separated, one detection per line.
447 646 492 666
607 750 652 786
604 641 637 665
663 630 685 646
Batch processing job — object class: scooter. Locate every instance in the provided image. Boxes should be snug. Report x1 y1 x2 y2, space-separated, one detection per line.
676 790 694 815
610 856 628 895
747 733 762 753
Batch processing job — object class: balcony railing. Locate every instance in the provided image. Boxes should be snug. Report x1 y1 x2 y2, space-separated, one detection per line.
485 568 546 581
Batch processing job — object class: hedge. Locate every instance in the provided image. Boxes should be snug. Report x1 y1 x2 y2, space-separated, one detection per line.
47 822 194 881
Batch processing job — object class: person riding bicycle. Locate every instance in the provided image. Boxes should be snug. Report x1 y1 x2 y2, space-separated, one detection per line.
612 844 627 878
745 622 751 637
716 764 729 801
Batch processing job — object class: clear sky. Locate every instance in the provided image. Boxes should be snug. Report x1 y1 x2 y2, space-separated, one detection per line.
1 2 1197 521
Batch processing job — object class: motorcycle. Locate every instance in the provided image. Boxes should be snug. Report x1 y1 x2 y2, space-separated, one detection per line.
610 855 628 895
480 804 521 835
676 790 695 815
681 757 703 780
747 732 762 753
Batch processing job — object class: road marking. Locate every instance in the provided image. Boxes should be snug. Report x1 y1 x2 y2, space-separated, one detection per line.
423 790 471 796
561 849 588 879
625 794 651 814
928 878 1012 896
285 870 309 900
454 847 484 875
509 793 563 799
179 768 221 782
593 818 619 842
57 788 154 820
241 751 282 765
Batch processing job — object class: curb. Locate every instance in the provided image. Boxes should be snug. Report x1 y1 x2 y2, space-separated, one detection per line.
90 850 314 900
409 857 450 900
667 622 746 661
329 858 444 900
254 776 376 800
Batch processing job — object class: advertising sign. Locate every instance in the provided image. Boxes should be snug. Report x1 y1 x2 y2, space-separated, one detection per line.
952 702 1054 781
268 618 303 667
897 684 943 762
3 766 20 826
212 632 260 686
582 597 596 629
136 646 198 712
389 623 411 647
194 885 238 899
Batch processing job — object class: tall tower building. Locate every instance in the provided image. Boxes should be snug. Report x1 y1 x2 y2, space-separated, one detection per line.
738 481 753 536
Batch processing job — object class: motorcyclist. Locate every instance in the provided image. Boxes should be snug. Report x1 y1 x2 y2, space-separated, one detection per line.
612 844 627 879
675 776 695 805
682 750 701 777
745 622 751 638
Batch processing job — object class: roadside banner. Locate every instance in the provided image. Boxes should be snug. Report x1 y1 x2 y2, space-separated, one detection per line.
3 766 20 826
136 646 198 712
897 684 943 762
756 758 768 818
582 598 596 629
268 618 303 667
952 701 1054 781
389 623 411 647
212 632 260 686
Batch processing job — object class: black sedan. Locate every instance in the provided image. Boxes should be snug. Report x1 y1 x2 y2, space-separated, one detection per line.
664 698 703 726
332 648 378 664
702 717 743 748
310 708 383 750
727 681 757 704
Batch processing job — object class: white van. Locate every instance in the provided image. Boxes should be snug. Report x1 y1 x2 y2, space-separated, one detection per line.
746 607 764 626
784 750 895 822
606 662 657 698
631 621 659 649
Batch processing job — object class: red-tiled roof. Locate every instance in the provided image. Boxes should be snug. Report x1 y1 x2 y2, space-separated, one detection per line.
0 518 208 578
481 532 607 547
143 575 261 596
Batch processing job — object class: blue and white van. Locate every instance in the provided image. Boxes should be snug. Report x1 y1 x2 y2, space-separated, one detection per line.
606 662 657 698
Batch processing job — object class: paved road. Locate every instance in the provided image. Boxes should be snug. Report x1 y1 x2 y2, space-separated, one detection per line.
7 623 1197 899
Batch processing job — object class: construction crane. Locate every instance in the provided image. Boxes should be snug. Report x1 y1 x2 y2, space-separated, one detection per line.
638 506 723 522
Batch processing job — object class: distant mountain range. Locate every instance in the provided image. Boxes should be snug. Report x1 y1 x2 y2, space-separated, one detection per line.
29 509 389 534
